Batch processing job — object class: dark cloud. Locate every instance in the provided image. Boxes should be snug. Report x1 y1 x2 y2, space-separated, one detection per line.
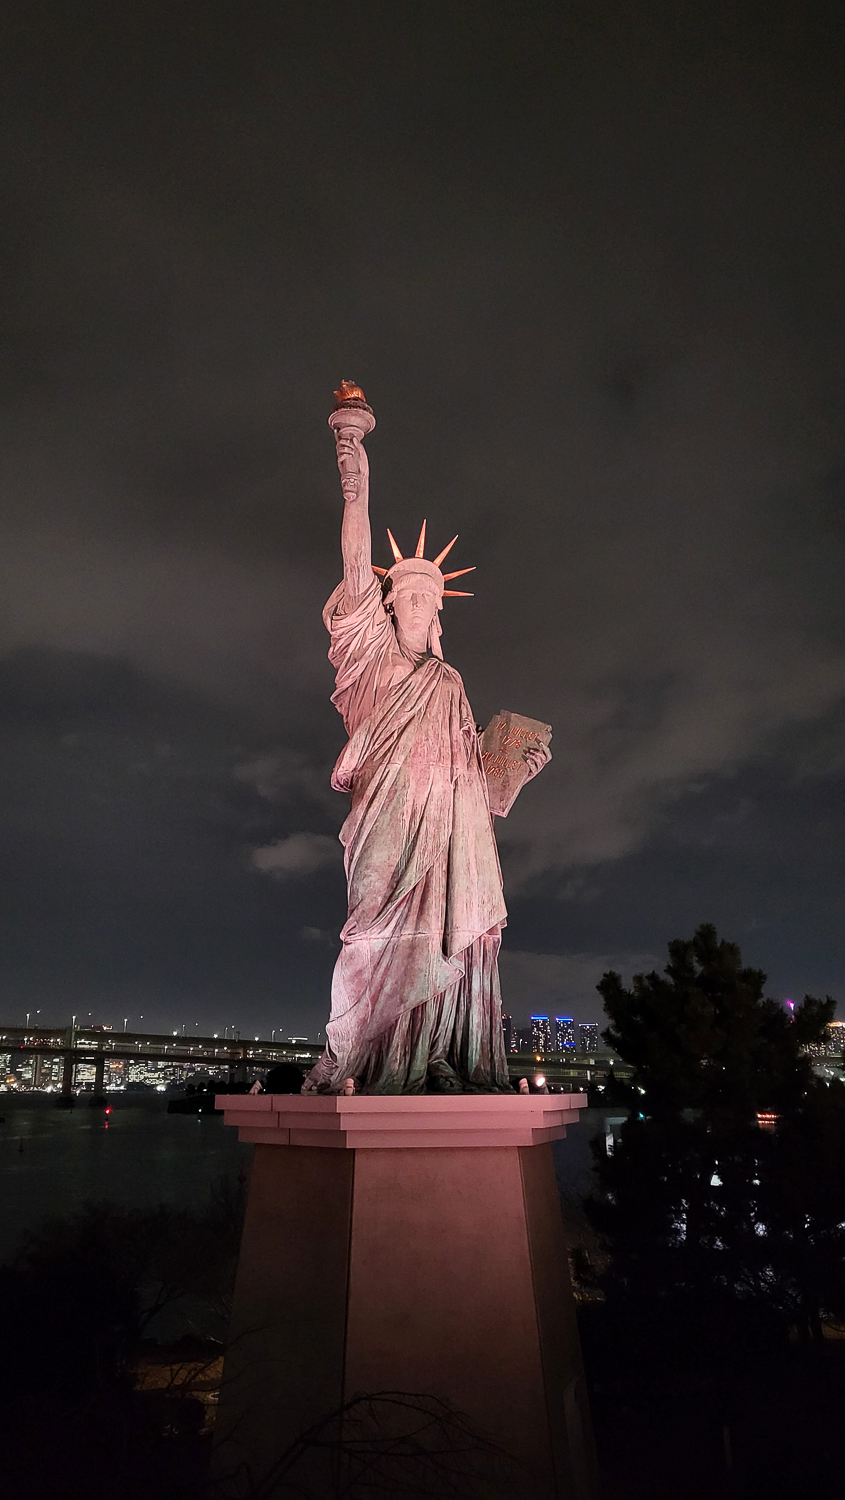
0 647 344 1031
508 702 845 1001
0 1 843 1030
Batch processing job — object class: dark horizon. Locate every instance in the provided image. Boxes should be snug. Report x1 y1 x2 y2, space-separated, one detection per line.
2 1 843 1037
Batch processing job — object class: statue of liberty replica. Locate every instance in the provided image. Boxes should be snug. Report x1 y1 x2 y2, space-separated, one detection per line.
305 384 550 1095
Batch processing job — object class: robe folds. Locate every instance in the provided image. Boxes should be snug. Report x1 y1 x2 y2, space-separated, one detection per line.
309 576 510 1093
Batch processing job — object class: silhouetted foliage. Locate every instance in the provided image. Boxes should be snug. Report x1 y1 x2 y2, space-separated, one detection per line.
16 1174 246 1330
264 1062 306 1094
212 1390 525 1499
0 1181 245 1500
0 1233 138 1404
587 923 844 1347
576 927 845 1498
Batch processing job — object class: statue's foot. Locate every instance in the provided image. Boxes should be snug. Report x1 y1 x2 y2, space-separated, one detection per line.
426 1063 464 1094
301 1052 337 1095
462 1071 515 1094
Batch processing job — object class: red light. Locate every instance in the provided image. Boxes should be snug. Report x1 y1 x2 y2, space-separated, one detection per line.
104 1107 112 1115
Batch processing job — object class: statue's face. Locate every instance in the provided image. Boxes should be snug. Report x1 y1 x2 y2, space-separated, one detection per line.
389 580 441 643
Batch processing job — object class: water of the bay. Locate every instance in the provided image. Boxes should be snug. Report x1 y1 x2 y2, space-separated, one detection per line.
0 1093 252 1264
0 1092 612 1268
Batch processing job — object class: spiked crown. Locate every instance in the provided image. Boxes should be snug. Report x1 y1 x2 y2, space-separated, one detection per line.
371 521 475 597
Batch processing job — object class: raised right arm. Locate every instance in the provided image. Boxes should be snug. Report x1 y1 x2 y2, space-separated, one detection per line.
335 428 373 606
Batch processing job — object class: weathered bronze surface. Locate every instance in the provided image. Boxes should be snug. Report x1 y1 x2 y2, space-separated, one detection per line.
304 388 551 1095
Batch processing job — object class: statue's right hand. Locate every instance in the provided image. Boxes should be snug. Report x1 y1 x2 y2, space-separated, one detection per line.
336 432 369 501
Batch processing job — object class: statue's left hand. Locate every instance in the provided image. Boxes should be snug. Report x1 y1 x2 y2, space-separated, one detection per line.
523 743 552 781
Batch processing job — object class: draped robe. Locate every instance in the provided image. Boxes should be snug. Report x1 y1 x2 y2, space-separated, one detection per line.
307 576 510 1093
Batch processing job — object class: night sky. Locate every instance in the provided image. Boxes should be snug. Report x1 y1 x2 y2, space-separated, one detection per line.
2 2 844 1037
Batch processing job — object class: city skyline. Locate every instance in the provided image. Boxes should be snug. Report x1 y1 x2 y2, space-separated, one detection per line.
0 958 831 1042
7 1013 844 1092
1 4 843 1039
3 8 844 1498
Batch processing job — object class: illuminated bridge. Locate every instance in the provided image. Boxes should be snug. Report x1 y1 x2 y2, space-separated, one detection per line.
0 1023 620 1096
0 1024 323 1096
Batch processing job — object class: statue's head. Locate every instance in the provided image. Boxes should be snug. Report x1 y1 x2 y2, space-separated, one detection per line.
384 569 443 653
374 523 475 658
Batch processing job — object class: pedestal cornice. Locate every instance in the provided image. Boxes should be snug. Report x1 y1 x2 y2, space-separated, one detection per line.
214 1091 587 1149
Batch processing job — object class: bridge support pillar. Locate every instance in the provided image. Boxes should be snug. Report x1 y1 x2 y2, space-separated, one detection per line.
92 1051 106 1101
61 1049 75 1095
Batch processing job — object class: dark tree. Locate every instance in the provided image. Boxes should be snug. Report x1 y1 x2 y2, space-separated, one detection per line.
0 1184 246 1500
587 924 843 1348
212 1390 524 1499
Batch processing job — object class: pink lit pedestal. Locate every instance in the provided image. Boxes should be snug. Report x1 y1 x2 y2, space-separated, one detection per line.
213 1093 599 1499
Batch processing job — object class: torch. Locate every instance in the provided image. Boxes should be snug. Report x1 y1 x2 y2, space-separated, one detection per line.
328 381 375 501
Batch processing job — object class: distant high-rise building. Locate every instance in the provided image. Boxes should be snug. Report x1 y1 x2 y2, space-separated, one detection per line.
531 1015 553 1054
579 1022 600 1056
555 1016 576 1051
515 1026 533 1053
501 1012 516 1053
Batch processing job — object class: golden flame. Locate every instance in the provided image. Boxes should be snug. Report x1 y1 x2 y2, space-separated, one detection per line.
333 380 368 405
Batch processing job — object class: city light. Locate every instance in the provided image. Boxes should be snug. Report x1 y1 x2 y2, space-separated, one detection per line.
530 1015 553 1053
555 1017 575 1051
0 1022 326 1096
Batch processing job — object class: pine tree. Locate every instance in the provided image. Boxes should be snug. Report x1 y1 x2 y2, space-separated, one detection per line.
587 924 843 1347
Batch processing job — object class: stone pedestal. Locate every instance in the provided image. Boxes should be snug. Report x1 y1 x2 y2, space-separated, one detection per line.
213 1093 599 1499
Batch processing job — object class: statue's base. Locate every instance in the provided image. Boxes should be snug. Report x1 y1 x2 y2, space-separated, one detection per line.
213 1093 599 1499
